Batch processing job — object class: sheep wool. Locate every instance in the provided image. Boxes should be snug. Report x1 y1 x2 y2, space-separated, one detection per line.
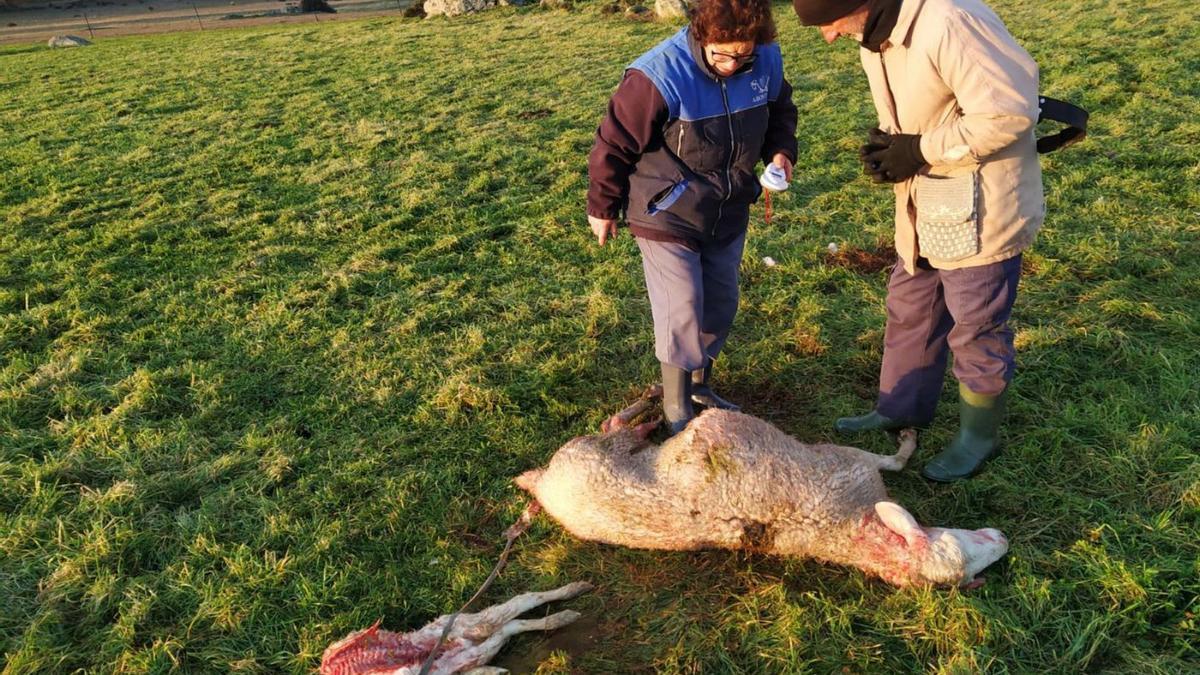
516 409 1008 588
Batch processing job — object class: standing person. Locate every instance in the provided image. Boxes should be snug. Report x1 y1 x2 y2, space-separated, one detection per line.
587 0 798 435
793 0 1043 480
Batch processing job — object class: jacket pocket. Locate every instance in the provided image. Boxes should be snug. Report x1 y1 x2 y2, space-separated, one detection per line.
647 179 690 215
914 172 980 262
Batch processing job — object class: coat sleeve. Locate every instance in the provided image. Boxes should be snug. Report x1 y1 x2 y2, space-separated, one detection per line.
918 10 1040 166
762 77 799 165
586 70 669 220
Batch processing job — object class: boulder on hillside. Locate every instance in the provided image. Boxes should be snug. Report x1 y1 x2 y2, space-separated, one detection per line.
48 35 92 47
424 0 492 16
299 0 336 11
624 3 650 19
654 0 686 19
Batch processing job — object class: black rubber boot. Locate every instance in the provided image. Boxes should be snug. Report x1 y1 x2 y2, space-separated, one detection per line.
834 409 911 435
691 359 741 412
661 363 695 436
922 384 1006 482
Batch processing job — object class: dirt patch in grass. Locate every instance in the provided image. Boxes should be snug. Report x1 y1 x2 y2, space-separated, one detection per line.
823 240 896 275
517 108 553 120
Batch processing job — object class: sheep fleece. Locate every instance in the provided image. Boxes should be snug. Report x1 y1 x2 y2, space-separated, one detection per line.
525 409 892 562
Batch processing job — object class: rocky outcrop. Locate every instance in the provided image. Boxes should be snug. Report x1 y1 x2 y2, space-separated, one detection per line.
48 35 91 47
654 0 687 19
299 0 336 12
423 0 493 16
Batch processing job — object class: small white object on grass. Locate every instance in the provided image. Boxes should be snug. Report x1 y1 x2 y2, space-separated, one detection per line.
827 242 839 254
762 256 777 267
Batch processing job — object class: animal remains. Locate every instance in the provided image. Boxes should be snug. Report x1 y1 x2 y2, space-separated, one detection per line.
516 390 1008 588
320 582 592 674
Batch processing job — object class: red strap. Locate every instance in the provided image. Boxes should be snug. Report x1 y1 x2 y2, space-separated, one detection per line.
764 190 772 227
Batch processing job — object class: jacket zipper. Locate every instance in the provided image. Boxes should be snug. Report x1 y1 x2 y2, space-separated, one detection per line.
677 125 685 156
715 80 734 236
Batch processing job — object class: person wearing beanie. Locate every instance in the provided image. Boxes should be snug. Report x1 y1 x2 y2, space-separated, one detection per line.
792 0 865 27
794 0 1045 482
587 0 799 436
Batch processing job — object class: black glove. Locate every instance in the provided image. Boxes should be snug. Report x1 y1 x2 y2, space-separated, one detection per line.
859 128 926 183
859 128 891 182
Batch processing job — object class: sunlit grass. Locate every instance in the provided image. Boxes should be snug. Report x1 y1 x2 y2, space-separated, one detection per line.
1 1 1198 671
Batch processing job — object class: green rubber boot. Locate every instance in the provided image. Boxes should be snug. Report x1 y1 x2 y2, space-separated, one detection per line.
691 359 741 412
834 409 910 435
922 384 1006 482
661 363 695 436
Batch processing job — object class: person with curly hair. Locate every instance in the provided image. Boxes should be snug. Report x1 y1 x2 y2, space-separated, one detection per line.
587 0 798 435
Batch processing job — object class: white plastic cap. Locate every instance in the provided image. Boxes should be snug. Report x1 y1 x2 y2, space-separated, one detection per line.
759 163 789 192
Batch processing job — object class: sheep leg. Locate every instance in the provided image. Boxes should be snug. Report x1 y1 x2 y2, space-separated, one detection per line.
836 428 918 472
875 428 918 471
631 418 661 440
434 611 583 673
406 580 588 648
455 582 592 642
600 385 663 432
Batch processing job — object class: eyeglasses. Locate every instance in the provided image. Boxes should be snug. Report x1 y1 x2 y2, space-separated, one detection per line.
708 50 757 66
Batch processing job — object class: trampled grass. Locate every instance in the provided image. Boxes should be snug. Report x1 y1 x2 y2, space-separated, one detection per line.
2 1 1198 672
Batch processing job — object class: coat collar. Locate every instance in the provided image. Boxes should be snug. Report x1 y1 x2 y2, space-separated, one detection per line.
886 0 926 49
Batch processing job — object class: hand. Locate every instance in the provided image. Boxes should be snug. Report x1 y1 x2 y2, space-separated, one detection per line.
858 128 891 182
860 128 926 183
588 215 618 246
770 152 794 181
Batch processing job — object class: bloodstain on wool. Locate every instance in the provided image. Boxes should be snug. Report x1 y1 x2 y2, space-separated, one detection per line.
851 512 921 587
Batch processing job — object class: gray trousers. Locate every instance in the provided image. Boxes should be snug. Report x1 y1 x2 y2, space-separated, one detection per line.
636 233 746 371
876 255 1022 425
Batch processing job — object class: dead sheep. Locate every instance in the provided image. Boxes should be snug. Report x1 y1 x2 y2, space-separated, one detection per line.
516 398 1008 588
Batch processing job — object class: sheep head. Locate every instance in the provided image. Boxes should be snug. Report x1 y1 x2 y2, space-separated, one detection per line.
866 502 1008 588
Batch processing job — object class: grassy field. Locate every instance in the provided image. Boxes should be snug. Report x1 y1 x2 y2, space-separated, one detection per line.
2 1 1198 672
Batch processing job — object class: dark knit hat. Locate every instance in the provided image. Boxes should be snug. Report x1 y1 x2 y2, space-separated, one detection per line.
792 0 866 25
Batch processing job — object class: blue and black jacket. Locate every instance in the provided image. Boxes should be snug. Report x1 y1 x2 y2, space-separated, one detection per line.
587 27 798 244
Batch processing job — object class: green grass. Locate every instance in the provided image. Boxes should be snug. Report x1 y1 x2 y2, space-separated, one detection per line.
2 1 1198 672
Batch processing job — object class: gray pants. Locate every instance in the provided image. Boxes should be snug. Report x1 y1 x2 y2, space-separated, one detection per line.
636 233 746 371
876 255 1022 425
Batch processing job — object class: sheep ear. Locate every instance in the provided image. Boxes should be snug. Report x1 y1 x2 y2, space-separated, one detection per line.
874 502 928 549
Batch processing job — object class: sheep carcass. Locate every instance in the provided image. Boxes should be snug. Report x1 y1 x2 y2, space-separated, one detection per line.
516 399 1007 588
